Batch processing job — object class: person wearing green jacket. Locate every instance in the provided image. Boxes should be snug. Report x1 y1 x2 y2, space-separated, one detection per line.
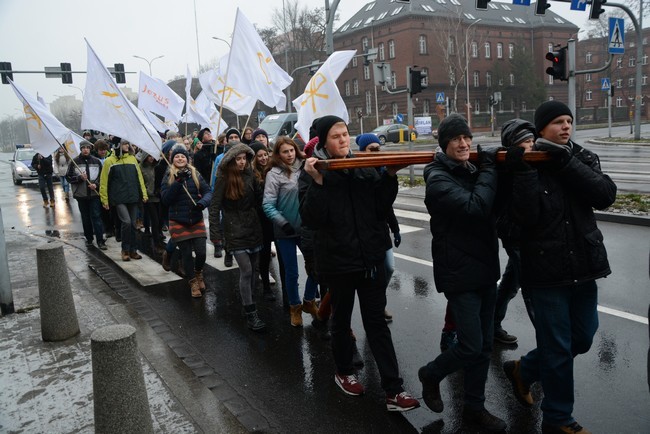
100 139 148 261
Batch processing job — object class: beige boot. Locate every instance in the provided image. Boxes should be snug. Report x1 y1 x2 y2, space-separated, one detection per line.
289 304 303 327
194 270 206 291
302 299 319 320
49 199 55 208
43 200 49 208
189 278 202 298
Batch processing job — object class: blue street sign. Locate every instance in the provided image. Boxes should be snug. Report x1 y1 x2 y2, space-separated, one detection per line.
396 113 404 123
570 0 587 12
608 18 625 54
601 78 611 91
512 0 531 5
436 92 445 104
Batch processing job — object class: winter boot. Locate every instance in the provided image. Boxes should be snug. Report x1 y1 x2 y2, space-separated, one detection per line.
49 199 55 208
289 304 303 327
195 269 206 291
162 250 171 271
43 200 48 208
189 278 202 298
302 299 319 320
244 304 266 331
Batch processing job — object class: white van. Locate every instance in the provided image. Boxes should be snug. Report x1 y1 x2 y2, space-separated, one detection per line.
258 113 298 147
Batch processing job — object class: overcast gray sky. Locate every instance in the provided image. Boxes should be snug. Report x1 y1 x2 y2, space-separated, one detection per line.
0 0 594 123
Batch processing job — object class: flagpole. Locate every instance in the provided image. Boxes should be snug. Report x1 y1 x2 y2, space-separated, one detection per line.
213 10 239 155
241 114 251 137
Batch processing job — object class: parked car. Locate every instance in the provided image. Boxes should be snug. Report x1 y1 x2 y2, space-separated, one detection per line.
10 144 38 185
370 124 418 144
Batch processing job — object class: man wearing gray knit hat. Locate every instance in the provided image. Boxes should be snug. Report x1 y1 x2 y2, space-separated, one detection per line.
502 100 616 434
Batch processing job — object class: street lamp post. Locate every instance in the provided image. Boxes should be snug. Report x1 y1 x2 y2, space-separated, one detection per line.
465 18 481 127
132 54 165 76
67 85 84 98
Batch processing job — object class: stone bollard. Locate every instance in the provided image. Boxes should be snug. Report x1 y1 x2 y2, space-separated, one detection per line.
91 324 153 434
37 242 79 341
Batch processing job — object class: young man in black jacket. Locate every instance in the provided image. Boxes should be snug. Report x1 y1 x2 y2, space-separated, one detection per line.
503 101 616 434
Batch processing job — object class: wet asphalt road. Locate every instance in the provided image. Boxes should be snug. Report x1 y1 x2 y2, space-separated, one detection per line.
1 153 649 433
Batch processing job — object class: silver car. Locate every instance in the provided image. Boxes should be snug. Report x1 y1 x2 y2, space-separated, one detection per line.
11 146 38 185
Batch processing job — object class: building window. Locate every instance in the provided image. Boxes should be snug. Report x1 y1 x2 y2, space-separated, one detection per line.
473 71 479 87
548 43 553 53
392 102 398 116
484 42 491 58
344 80 350 96
629 57 636 67
378 43 385 61
419 35 427 54
629 77 635 87
450 71 455 86
352 57 358 67
497 43 503 59
364 65 370 80
586 90 592 101
586 52 592 64
616 97 623 107
448 37 456 55
391 72 397 89
365 91 372 114
471 41 478 58
353 79 359 95
641 54 648 65
362 37 369 51
498 77 503 86
423 99 430 115
585 73 591 82
521 101 527 111
474 99 480 114
616 78 622 88
508 43 514 59
643 74 648 86
486 71 492 87
509 73 515 86
389 40 395 59
616 58 622 68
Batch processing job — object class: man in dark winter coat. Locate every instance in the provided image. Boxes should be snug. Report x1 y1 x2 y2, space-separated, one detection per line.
32 152 56 207
502 101 616 434
301 115 419 412
66 140 106 249
417 113 505 432
193 128 215 183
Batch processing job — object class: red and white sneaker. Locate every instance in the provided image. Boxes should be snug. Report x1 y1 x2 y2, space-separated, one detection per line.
386 391 421 412
334 373 365 396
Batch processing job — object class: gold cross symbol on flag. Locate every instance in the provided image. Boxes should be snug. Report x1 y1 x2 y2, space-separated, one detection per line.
23 105 43 129
256 52 273 85
216 78 244 103
301 73 329 112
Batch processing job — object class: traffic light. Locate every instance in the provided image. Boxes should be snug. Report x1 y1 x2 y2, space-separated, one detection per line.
410 69 427 96
535 0 550 16
476 0 491 10
589 0 606 20
0 62 13 84
114 63 126 83
60 62 72 84
545 47 568 81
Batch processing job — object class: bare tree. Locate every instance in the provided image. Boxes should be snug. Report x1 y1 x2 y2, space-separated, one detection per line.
583 0 648 39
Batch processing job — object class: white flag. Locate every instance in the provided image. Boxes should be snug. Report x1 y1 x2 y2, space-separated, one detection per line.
142 110 171 134
186 91 228 134
10 80 71 156
81 40 162 159
227 8 292 111
61 131 83 159
137 72 184 122
199 61 256 116
292 50 355 142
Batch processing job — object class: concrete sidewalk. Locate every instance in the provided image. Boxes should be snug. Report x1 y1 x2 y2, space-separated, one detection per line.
0 230 244 433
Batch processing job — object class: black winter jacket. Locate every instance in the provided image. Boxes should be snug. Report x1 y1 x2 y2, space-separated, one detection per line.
160 169 212 226
31 154 54 175
510 139 616 288
66 154 102 199
424 152 501 294
300 147 396 277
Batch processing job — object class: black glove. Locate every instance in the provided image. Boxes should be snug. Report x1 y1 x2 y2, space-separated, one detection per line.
193 202 205 211
393 232 401 248
175 168 191 182
504 146 531 172
545 145 572 169
477 145 500 167
282 223 296 236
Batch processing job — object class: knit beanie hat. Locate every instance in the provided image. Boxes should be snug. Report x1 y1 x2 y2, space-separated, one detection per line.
304 137 319 158
224 127 241 141
312 115 346 149
249 141 268 156
355 133 381 151
79 140 94 150
437 114 472 151
161 139 176 156
500 119 536 148
197 127 211 142
534 100 573 133
251 128 269 143
170 143 189 160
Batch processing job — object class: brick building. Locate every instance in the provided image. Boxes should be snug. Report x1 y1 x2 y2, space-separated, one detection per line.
333 0 577 133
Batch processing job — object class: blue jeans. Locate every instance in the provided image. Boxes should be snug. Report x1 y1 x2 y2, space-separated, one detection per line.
519 280 598 426
38 173 54 201
421 284 496 410
77 197 104 244
276 237 317 306
60 176 70 194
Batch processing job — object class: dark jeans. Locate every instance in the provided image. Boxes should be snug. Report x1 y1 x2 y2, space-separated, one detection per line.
38 173 54 201
144 201 162 244
519 280 598 427
114 203 138 252
422 284 496 411
326 265 404 395
177 237 207 280
77 197 104 244
259 216 274 292
494 246 521 329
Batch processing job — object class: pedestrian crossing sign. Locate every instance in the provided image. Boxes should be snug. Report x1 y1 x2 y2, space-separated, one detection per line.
601 78 610 91
436 92 445 104
608 18 625 54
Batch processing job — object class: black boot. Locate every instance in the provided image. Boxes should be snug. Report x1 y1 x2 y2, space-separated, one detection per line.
263 287 276 301
244 304 266 331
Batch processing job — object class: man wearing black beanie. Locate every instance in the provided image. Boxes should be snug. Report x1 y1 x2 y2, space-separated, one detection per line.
301 116 420 412
503 101 616 434
417 114 506 431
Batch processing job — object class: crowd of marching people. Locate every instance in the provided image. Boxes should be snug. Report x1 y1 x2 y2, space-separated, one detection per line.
41 99 614 433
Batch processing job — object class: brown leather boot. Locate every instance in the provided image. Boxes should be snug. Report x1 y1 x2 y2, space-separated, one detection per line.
289 304 303 327
161 251 171 271
121 251 130 261
189 278 202 298
194 270 206 291
49 199 55 208
302 299 319 320
43 200 48 208
129 251 142 260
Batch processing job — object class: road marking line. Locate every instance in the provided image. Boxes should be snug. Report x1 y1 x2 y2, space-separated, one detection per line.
394 209 429 221
394 252 649 325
